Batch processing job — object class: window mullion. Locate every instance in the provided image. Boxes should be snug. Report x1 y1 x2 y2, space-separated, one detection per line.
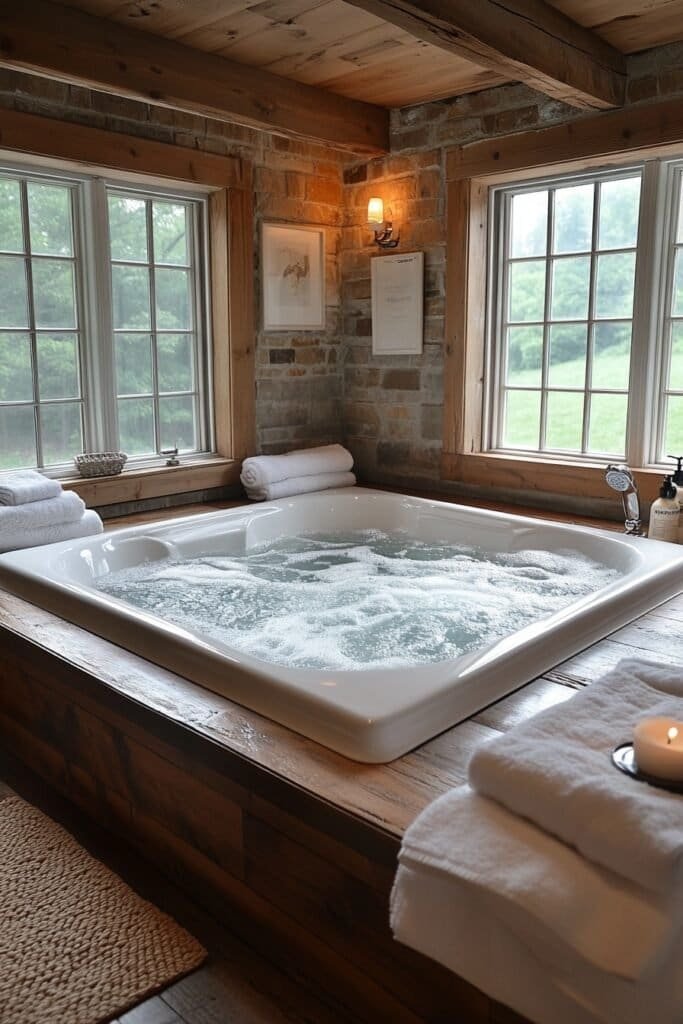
147 199 161 455
19 179 42 468
629 159 667 466
494 194 512 449
539 190 554 451
582 181 601 454
81 178 118 451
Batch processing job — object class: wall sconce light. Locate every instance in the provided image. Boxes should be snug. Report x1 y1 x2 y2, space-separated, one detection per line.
367 197 399 249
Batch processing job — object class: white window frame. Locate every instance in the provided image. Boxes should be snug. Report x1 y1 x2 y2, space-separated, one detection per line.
486 156 683 469
0 159 213 475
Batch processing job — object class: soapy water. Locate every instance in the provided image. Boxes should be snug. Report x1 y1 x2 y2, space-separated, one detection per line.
94 530 620 671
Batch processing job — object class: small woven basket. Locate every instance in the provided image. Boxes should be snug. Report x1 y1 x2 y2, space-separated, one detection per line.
74 451 128 478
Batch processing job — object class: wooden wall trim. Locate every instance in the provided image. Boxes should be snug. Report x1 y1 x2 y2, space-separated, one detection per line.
0 0 389 156
62 458 240 506
443 178 488 457
343 0 625 110
441 452 664 506
227 168 256 462
446 96 683 181
0 106 243 187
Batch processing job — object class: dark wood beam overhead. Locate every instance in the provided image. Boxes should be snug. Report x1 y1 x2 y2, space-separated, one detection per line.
342 0 627 109
0 0 389 155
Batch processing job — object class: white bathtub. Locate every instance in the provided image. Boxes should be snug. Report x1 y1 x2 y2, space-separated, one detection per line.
0 487 681 762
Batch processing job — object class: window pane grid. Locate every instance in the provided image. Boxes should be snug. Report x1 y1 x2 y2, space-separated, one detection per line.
496 171 640 459
0 173 85 469
108 189 202 458
0 166 210 474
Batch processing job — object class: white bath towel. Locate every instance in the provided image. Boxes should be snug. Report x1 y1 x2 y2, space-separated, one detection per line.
245 470 356 502
0 470 62 506
0 491 85 533
468 659 683 896
0 509 103 553
240 444 353 492
392 786 683 1022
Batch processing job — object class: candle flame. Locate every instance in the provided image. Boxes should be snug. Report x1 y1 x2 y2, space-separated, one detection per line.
668 727 679 745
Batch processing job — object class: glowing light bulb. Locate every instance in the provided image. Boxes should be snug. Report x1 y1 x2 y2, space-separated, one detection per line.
367 197 384 226
668 726 678 745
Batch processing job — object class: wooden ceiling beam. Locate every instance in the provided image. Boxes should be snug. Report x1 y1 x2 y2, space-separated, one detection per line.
0 0 389 155
342 0 627 110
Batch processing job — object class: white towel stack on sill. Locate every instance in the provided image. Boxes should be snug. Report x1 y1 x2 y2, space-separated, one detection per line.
240 444 356 501
391 659 683 1024
0 470 103 553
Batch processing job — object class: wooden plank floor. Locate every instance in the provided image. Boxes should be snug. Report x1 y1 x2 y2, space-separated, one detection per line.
0 749 357 1024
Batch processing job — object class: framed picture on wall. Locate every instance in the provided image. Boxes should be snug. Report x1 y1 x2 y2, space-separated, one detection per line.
262 223 325 331
371 251 424 355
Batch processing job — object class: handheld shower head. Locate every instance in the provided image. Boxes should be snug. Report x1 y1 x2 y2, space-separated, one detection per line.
605 464 642 534
605 464 636 493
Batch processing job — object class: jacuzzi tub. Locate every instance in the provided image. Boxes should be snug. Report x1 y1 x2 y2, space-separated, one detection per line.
0 487 681 762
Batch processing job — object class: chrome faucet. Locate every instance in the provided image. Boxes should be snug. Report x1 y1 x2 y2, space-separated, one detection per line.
605 464 643 535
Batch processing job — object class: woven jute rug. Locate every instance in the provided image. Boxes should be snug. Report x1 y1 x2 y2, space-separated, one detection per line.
0 794 207 1024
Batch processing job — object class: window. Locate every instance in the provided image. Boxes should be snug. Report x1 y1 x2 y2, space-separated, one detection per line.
487 159 683 466
0 166 210 472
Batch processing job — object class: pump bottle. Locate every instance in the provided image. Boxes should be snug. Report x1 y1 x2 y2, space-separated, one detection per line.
649 476 680 543
668 455 683 542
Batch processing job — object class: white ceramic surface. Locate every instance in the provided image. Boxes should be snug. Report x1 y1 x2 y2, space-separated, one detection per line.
0 487 681 762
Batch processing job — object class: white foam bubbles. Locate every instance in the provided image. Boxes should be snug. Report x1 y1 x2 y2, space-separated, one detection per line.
94 529 620 671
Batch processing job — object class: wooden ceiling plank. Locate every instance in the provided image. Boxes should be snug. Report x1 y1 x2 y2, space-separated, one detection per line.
173 1 332 54
341 0 627 109
263 19 409 77
206 1 381 64
0 0 389 154
548 0 683 54
318 57 507 107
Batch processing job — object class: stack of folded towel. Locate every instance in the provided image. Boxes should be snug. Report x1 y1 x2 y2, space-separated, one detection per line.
240 444 356 501
391 659 683 1024
0 470 103 553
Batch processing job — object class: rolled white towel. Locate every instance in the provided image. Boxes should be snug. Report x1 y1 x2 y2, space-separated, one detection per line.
0 470 62 506
0 509 103 553
240 444 353 492
0 491 85 533
245 471 356 502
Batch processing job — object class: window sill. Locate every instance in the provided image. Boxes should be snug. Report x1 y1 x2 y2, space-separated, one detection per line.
61 457 241 508
441 451 664 505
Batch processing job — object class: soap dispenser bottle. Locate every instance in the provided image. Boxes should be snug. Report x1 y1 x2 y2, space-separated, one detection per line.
649 476 680 543
669 455 683 541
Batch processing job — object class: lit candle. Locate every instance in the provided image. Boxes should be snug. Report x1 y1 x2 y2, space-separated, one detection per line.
632 716 683 781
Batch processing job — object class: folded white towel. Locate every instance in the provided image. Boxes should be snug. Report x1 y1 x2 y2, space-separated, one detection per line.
240 444 353 492
392 787 683 1022
396 786 673 983
393 798 683 1024
244 470 356 502
393 861 603 1024
468 659 683 896
0 470 62 506
0 491 85 533
0 509 103 553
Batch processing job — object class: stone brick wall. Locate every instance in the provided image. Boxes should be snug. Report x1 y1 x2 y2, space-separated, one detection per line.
0 69 346 455
341 42 683 491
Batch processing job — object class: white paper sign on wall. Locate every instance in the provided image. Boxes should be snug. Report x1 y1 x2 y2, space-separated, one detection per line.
371 251 424 355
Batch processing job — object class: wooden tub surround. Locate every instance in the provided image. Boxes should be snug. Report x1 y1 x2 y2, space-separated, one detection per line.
1 497 681 1024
